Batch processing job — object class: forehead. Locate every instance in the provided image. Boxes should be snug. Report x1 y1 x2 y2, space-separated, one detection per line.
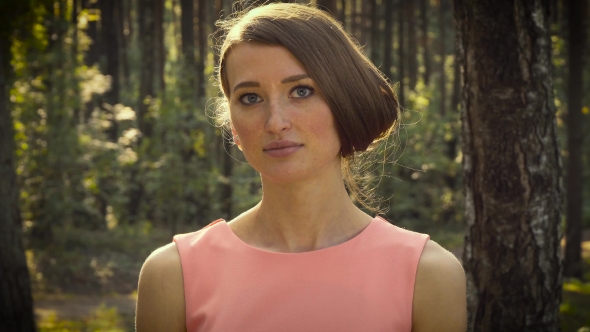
225 42 308 86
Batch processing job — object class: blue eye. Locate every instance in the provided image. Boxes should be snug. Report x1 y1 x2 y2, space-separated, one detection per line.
239 94 262 105
290 86 314 98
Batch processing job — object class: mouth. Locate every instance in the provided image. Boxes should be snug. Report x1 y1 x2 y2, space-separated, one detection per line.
263 140 303 151
263 140 303 158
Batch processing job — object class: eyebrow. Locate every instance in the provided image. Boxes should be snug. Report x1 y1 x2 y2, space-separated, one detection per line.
232 74 311 93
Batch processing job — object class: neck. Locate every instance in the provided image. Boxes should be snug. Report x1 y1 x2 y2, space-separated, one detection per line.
232 164 373 253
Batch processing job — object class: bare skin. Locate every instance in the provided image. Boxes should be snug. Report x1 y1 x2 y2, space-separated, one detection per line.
135 43 467 332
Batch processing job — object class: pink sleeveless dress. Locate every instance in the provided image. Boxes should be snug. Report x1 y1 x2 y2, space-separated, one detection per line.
173 216 429 332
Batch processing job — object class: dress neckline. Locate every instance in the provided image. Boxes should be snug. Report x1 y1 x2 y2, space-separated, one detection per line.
216 216 384 256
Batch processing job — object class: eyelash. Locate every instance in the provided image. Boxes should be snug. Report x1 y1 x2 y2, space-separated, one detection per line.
238 85 315 105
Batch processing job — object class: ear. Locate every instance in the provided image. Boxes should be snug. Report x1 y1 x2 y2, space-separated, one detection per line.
231 127 243 151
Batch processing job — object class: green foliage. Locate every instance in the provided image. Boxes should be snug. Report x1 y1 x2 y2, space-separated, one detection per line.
381 64 463 231
27 223 171 294
38 304 125 332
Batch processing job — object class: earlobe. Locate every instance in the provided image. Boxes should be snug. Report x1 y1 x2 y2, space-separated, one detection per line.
231 127 242 151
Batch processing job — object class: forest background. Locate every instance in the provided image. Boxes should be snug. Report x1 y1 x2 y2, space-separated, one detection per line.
0 0 589 331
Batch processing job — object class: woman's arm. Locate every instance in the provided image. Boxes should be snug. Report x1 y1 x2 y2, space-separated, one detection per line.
136 243 187 332
412 240 467 332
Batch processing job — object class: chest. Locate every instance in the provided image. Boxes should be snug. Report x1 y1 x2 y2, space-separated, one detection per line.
183 250 415 332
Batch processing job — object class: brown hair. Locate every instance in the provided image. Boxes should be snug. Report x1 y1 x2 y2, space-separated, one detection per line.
213 2 400 212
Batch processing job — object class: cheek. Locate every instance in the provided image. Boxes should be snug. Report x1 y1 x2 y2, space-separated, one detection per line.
308 113 341 145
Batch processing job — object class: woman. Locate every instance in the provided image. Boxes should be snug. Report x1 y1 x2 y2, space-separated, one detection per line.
135 3 466 332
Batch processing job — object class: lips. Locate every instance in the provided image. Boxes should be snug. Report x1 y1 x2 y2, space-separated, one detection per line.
263 140 303 158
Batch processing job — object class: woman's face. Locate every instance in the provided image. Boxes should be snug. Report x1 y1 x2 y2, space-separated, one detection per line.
225 42 342 184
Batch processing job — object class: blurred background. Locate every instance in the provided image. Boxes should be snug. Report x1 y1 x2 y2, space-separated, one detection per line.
0 0 588 330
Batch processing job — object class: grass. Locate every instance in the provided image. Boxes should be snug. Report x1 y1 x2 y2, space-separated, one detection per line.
28 223 174 295
38 304 129 332
561 268 590 332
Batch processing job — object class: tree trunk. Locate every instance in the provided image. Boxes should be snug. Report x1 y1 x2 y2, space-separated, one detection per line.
451 47 461 112
369 0 379 64
455 0 563 331
120 0 131 88
99 0 120 105
350 0 357 39
563 0 587 279
407 0 417 90
137 0 155 137
338 0 346 25
213 0 223 66
119 0 133 89
128 0 157 223
439 0 447 115
0 28 37 332
396 0 405 107
317 0 337 15
154 0 165 93
84 0 100 67
181 0 196 103
382 0 394 81
419 0 430 85
196 0 207 100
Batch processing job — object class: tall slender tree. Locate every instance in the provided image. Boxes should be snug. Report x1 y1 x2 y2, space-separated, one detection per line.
350 0 358 39
84 0 100 67
419 0 431 85
396 0 406 107
407 0 418 90
564 0 587 279
118 0 130 89
180 0 196 102
0 2 37 330
382 0 395 81
369 0 379 64
455 0 563 330
137 0 155 137
439 0 447 115
196 0 207 99
154 0 165 93
338 0 346 25
317 0 337 15
99 0 120 105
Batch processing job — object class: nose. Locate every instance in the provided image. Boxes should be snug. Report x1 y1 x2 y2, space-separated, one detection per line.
264 99 291 134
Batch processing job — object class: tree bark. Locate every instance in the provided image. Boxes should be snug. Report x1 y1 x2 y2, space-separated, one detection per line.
99 0 120 105
396 0 405 107
356 0 369 47
138 0 155 137
350 0 358 39
455 0 563 331
419 0 430 85
563 0 587 279
196 0 207 100
0 23 37 332
154 0 165 93
369 0 379 64
213 0 223 66
120 0 131 88
407 0 418 90
317 0 337 15
439 0 447 115
382 0 394 81
181 0 196 103
451 47 461 112
338 0 346 25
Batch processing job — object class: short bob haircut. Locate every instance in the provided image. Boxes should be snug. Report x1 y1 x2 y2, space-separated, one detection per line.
214 2 400 211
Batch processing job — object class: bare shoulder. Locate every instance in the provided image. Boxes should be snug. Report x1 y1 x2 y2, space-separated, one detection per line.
412 240 467 332
136 242 186 332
